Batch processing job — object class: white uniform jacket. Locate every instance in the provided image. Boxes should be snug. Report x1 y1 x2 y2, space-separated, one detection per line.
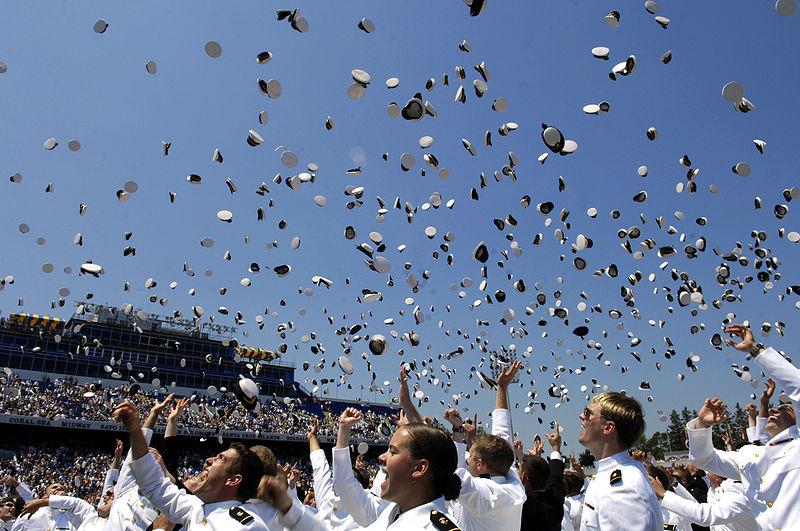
660 479 757 531
46 497 107 531
130 452 267 531
310 448 361 530
106 428 157 531
10 507 75 531
687 419 800 530
579 451 662 531
281 495 459 531
331 448 391 528
756 347 800 428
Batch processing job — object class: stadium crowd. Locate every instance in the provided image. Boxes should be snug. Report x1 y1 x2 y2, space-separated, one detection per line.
0 374 396 441
0 323 797 530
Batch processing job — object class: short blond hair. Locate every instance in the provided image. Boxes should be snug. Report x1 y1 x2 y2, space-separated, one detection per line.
593 392 645 449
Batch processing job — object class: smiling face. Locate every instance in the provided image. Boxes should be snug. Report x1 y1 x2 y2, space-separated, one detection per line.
765 403 796 437
378 428 418 504
578 402 608 454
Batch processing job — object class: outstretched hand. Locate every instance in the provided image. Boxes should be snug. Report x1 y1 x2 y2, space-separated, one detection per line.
724 324 756 353
761 378 776 403
113 402 141 433
697 397 728 429
546 423 562 452
497 360 523 389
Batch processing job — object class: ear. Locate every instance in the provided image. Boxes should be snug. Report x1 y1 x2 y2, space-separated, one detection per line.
411 458 430 480
226 474 243 488
602 420 617 437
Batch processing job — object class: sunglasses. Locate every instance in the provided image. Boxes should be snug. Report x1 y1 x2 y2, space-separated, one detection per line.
583 407 607 420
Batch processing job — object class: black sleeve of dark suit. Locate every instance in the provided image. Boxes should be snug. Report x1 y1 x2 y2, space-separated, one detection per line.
521 458 565 531
160 435 181 480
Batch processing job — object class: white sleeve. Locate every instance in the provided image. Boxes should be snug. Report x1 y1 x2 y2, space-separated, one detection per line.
455 468 525 517
492 408 512 444
672 483 695 501
754 417 769 443
129 452 199 526
756 347 800 427
309 449 335 517
370 468 385 497
686 420 743 480
116 427 154 496
14 482 34 503
660 486 751 526
102 468 119 494
455 441 468 470
278 497 326 531
331 447 385 527
48 495 97 524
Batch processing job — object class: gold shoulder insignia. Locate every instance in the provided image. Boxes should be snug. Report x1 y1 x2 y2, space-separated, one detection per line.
430 510 460 531
610 469 622 485
229 506 254 525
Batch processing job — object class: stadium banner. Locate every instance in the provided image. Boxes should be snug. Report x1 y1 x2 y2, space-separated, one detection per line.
0 414 385 445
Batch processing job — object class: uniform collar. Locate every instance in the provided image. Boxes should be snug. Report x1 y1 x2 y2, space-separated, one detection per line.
767 425 799 446
595 450 633 472
390 497 447 526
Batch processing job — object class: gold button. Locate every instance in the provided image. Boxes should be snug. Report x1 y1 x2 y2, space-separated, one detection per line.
132 517 136 523
768 502 773 508
761 478 765 483
202 519 207 525
755 453 760 457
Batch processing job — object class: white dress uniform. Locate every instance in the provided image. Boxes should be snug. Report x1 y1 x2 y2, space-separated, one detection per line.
579 451 662 530
331 448 391 528
660 479 757 531
46 496 107 531
130 452 267 531
687 345 800 530
446 408 526 531
309 448 361 530
561 496 582 531
106 428 157 531
9 507 75 531
280 495 460 531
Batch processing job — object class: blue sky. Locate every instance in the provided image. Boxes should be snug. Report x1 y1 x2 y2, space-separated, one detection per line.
1 0 799 448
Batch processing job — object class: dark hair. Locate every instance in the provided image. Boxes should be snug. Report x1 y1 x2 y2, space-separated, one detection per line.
401 424 461 500
520 455 549 492
563 471 584 496
352 466 370 489
250 445 278 476
645 465 672 493
594 392 646 449
227 442 266 501
470 434 515 475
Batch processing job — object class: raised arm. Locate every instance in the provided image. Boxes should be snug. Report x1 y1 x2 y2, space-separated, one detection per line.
659 482 753 526
495 360 522 411
143 393 174 431
332 408 387 526
687 398 742 480
397 366 423 424
1 475 33 503
759 378 775 419
102 440 123 495
307 420 334 518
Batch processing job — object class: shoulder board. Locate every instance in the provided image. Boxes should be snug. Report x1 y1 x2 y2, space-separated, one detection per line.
229 506 254 525
430 510 460 531
664 525 677 530
610 469 622 485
